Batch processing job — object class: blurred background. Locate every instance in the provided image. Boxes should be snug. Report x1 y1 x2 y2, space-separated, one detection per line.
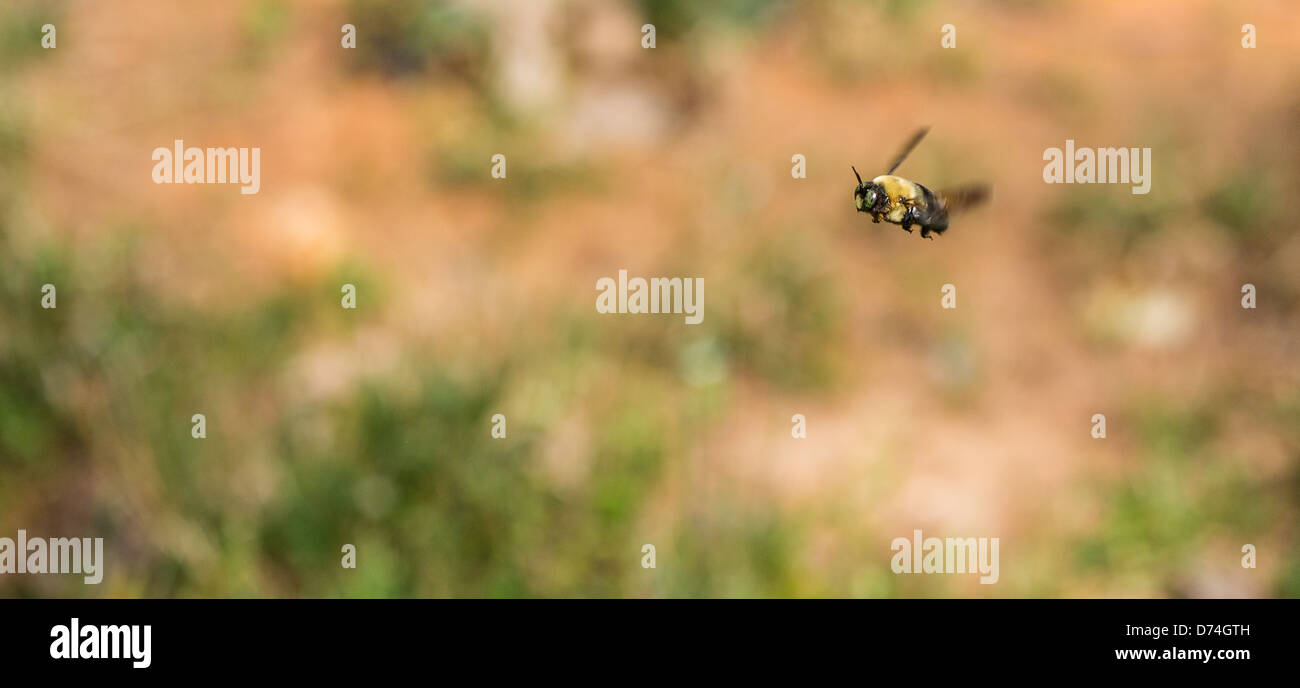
1 0 1298 597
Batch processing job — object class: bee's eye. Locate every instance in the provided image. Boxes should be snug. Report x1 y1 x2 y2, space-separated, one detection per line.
865 190 876 205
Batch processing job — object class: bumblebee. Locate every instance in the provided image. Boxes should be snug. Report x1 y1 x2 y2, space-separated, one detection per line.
853 127 989 239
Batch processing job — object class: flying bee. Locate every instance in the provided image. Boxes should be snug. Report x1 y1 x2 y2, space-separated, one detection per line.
853 127 989 239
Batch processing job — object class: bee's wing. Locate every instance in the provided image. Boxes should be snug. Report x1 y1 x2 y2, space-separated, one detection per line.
936 184 990 214
885 127 929 175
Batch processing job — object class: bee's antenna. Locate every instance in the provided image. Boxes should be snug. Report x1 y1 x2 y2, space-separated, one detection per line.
852 166 863 185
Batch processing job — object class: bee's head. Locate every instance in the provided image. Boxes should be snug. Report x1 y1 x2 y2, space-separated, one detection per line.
852 167 881 212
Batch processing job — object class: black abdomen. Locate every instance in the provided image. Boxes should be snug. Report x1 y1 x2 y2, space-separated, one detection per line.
916 183 948 232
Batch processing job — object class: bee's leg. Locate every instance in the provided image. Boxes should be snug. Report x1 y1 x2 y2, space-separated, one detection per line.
902 205 925 236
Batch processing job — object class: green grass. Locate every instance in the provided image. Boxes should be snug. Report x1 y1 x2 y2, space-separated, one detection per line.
344 0 490 82
1073 399 1283 595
